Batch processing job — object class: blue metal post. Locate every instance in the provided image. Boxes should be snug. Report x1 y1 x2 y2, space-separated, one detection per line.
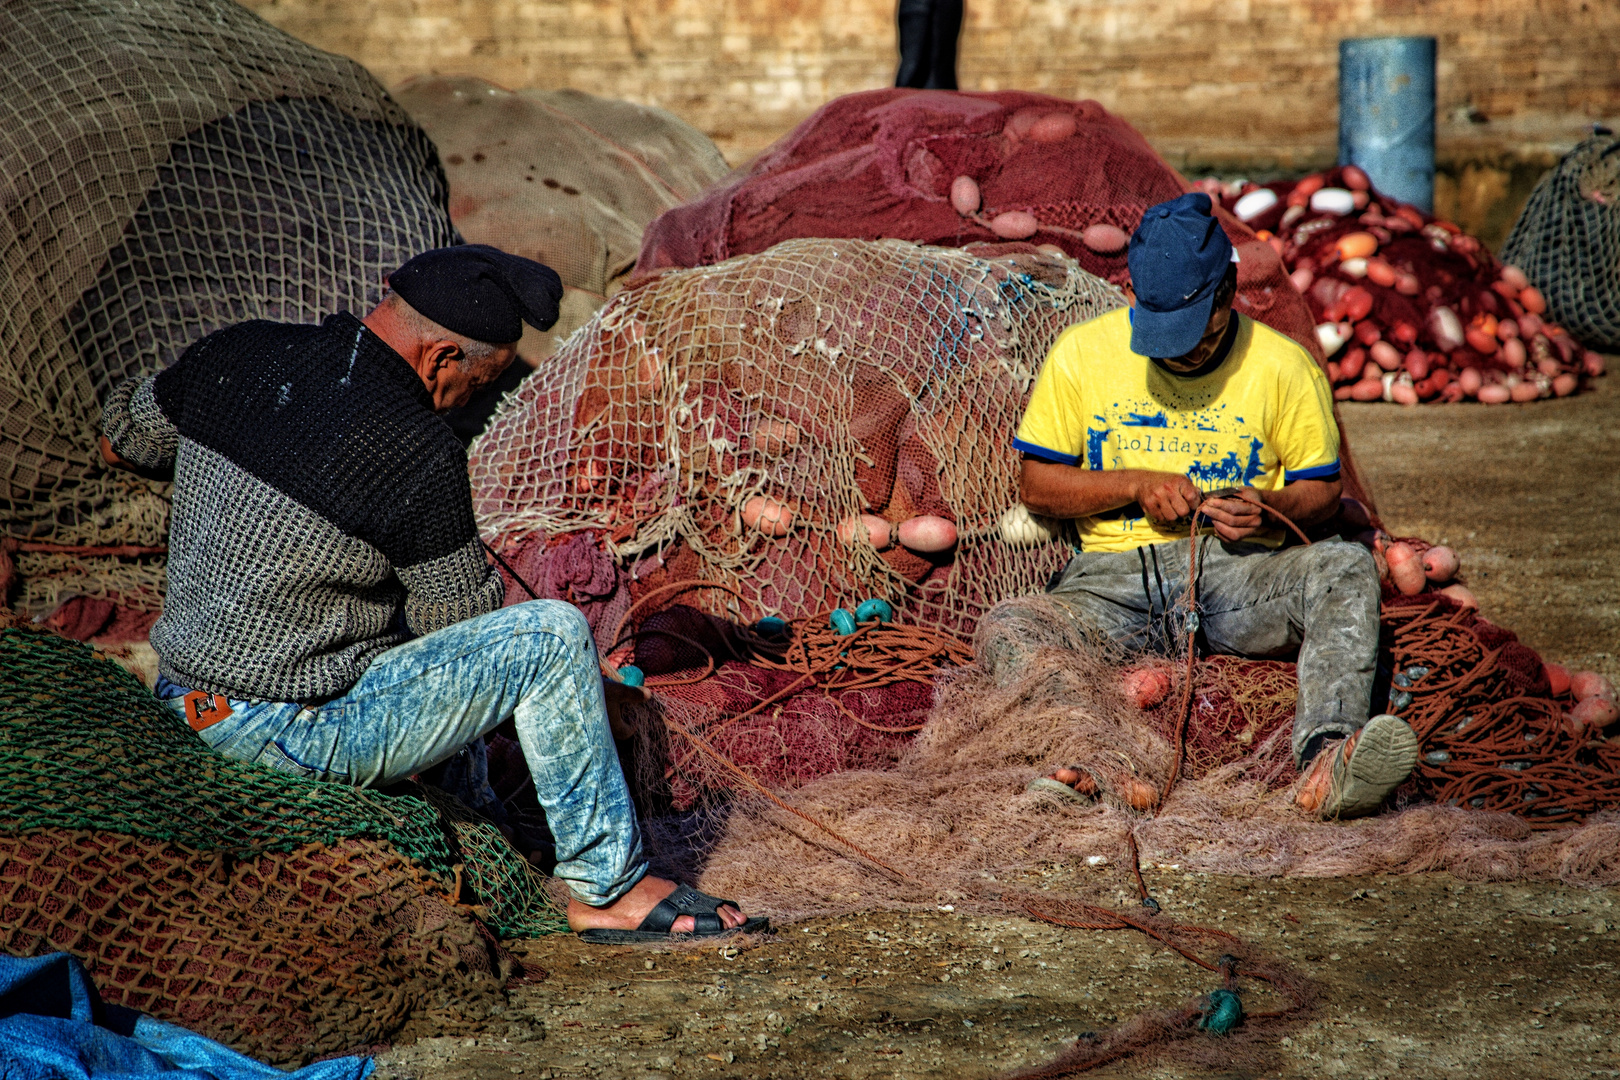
1339 36 1436 212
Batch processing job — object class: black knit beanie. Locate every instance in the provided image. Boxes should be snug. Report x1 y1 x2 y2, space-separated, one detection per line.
388 245 564 345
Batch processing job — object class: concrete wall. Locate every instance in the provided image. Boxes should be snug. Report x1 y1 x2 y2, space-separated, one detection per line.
241 0 1620 244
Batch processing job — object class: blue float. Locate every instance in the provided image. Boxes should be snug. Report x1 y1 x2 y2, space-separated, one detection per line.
829 608 859 635
754 616 789 637
854 598 894 624
616 664 645 688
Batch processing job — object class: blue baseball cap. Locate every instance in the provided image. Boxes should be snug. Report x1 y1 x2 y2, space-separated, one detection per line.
1127 193 1236 359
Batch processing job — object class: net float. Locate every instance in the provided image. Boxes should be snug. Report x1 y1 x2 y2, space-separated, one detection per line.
1464 326 1499 355
1289 267 1314 292
1439 583 1478 608
1394 272 1421 296
1354 321 1382 346
1391 379 1419 406
751 417 801 457
740 494 794 537
897 514 957 553
1336 231 1379 260
1518 313 1543 337
1572 671 1615 702
1233 188 1279 222
1310 187 1356 215
1341 164 1371 191
950 175 981 216
1316 322 1350 356
1028 112 1077 142
1501 338 1527 369
1081 223 1129 254
1122 666 1172 709
1509 380 1540 402
1370 340 1402 371
1572 695 1620 730
836 513 893 550
1582 351 1606 377
989 211 1039 239
1544 662 1573 696
1342 287 1374 321
1364 258 1398 287
829 608 858 635
1477 383 1510 403
1519 286 1547 314
1339 257 1368 278
1553 373 1579 396
1339 347 1367 380
854 597 894 624
1391 321 1419 344
1349 377 1383 401
998 503 1059 546
1500 265 1530 291
1404 349 1430 379
615 664 645 688
1458 367 1483 396
1496 318 1520 341
1122 777 1158 811
1428 306 1465 352
1385 542 1426 595
1421 545 1458 582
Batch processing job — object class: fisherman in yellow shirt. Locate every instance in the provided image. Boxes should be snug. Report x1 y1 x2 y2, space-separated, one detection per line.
980 192 1417 820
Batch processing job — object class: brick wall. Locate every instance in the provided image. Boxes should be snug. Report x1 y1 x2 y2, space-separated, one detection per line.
240 0 1620 243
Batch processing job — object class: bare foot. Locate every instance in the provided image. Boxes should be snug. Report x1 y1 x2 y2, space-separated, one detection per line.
566 875 746 934
1294 732 1358 815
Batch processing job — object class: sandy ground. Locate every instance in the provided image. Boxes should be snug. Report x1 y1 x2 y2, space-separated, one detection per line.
376 381 1620 1080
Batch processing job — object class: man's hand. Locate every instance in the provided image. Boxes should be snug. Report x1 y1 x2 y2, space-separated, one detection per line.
1132 472 1205 525
603 677 649 741
1197 486 1268 541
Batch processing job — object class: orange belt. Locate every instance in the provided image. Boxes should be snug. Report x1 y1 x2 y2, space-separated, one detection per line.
182 690 234 732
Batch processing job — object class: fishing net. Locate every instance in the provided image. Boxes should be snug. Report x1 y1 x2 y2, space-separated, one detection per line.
471 237 1128 636
0 0 458 611
1202 168 1604 403
632 88 1326 369
392 76 731 365
1500 129 1620 352
0 624 565 1064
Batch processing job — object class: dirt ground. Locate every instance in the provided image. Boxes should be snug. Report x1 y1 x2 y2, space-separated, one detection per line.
376 380 1620 1080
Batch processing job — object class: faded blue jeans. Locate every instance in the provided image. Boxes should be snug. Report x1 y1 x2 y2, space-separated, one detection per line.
158 600 647 907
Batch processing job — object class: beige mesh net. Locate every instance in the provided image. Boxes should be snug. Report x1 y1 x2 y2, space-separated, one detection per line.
0 0 458 608
470 237 1125 632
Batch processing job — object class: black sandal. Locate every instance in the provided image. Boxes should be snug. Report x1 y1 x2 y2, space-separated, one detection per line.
577 882 770 944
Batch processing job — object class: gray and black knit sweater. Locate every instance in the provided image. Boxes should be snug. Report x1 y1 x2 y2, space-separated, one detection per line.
102 312 503 703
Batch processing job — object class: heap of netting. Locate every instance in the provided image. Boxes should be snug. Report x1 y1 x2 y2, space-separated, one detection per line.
1501 129 1620 351
0 0 457 613
471 237 1126 633
0 626 562 1064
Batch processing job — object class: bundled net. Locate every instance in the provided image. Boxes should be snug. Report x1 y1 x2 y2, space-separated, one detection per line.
0 624 565 1064
1200 168 1606 404
392 76 732 365
0 0 458 611
1500 129 1620 352
633 88 1327 371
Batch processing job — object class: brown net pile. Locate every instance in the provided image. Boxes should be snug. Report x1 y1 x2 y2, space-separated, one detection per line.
393 75 731 364
633 88 1327 370
0 0 458 612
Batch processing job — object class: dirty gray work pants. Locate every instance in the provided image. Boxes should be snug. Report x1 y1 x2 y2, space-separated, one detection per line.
978 537 1381 766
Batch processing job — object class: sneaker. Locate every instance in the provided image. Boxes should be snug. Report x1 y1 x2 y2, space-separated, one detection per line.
1299 714 1419 820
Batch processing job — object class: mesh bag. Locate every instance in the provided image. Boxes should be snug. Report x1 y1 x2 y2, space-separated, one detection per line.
0 625 565 1062
1500 130 1620 351
633 89 1327 369
471 238 1124 634
0 0 457 591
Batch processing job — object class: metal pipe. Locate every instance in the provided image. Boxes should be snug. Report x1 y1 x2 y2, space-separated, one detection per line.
1339 36 1437 212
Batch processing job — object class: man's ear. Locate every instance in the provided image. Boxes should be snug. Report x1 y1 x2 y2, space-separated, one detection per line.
422 338 463 375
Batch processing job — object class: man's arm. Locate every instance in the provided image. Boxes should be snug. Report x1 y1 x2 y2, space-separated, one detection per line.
1197 478 1343 541
1021 458 1205 524
100 373 179 479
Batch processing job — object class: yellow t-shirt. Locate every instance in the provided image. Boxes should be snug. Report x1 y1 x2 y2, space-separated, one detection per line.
1014 308 1340 553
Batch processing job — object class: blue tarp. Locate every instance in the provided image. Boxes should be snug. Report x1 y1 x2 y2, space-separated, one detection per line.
0 954 374 1080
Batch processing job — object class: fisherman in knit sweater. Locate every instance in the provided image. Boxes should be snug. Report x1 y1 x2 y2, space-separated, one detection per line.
100 246 762 943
